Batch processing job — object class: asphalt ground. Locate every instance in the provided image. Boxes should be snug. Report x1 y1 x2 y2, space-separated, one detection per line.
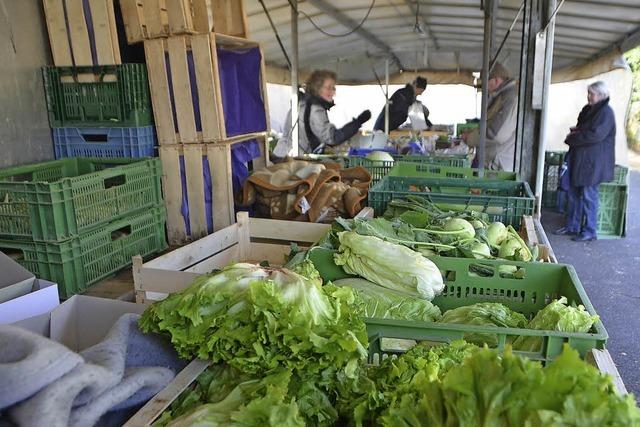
540 170 639 399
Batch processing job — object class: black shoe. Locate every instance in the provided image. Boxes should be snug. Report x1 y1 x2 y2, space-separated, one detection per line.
572 234 597 242
553 227 577 236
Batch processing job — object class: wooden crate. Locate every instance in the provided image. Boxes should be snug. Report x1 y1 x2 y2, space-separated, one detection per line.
43 0 121 66
119 0 249 44
132 211 329 302
519 215 557 263
158 134 270 245
144 33 269 145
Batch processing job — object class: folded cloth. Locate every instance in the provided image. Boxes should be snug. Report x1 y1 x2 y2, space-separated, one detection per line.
242 160 371 222
8 314 185 427
0 326 83 410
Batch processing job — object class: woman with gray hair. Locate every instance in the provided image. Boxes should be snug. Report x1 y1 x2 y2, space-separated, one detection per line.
554 81 616 242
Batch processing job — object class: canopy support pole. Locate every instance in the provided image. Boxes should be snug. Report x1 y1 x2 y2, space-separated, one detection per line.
290 0 299 156
534 0 557 217
385 58 390 135
478 0 498 176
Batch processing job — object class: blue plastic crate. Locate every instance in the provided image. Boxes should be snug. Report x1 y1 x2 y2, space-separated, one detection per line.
53 126 156 159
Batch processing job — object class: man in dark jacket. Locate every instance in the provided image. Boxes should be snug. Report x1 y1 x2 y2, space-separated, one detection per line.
555 81 616 242
373 77 431 132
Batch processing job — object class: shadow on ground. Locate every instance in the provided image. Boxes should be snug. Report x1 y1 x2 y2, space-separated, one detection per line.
541 170 639 399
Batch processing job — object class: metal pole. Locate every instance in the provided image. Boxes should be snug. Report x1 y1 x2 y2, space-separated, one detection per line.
514 0 532 172
290 1 299 156
534 0 557 217
384 58 390 135
478 0 498 176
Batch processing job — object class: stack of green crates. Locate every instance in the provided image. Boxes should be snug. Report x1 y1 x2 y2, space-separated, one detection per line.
344 154 472 185
0 157 167 297
368 176 535 228
542 151 628 238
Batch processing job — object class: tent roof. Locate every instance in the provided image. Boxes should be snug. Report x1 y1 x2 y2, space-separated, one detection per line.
246 0 640 83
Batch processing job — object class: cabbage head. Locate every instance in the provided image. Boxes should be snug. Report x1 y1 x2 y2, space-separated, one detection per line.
334 231 444 300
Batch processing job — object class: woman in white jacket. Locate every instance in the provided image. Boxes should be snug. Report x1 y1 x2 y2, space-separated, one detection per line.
274 70 371 157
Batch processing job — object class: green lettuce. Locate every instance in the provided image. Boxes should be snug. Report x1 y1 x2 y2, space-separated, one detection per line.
139 263 368 379
333 231 444 300
513 296 600 352
381 345 640 427
164 369 304 427
437 302 528 347
333 278 442 322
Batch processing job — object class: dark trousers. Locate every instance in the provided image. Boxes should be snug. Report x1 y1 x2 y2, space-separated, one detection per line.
566 185 599 238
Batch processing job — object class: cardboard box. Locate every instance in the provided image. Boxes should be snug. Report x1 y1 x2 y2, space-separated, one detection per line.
0 251 36 303
13 295 146 351
0 251 60 324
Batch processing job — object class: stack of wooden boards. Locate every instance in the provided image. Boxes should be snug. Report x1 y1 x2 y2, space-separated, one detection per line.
118 0 271 245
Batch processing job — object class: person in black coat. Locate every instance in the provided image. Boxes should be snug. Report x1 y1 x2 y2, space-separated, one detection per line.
555 81 616 242
373 77 432 132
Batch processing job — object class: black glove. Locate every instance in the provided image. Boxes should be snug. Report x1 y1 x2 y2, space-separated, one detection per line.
356 110 372 125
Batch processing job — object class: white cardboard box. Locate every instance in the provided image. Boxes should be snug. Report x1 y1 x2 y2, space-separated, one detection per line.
13 295 146 351
0 251 60 324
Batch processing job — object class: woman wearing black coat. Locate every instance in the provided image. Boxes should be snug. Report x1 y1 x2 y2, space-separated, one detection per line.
555 81 616 242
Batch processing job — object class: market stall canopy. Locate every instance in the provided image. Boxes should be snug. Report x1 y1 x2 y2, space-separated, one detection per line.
247 0 640 84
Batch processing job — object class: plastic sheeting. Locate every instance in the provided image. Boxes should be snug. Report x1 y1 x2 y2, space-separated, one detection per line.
179 139 261 236
217 47 267 137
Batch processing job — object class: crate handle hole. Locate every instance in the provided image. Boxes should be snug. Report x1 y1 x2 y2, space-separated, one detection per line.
111 225 132 241
82 133 109 144
104 174 126 189
443 270 456 281
468 264 494 278
0 248 24 262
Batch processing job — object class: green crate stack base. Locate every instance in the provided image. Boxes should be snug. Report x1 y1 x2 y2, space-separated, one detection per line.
0 157 162 241
0 208 167 298
43 64 153 127
369 176 535 228
597 182 628 239
306 248 607 364
344 154 471 185
389 162 518 181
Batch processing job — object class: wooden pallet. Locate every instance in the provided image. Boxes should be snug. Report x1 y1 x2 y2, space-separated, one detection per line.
43 0 121 67
119 0 249 44
158 134 270 245
144 33 269 145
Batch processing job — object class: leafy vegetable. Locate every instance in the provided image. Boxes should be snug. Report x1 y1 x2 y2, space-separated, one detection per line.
164 369 304 427
139 263 368 379
513 297 599 352
381 345 640 427
333 231 445 300
365 151 395 165
437 302 528 346
338 340 479 426
333 277 442 322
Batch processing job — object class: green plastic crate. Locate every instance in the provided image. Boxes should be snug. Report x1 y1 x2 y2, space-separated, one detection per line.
369 176 535 227
542 151 566 209
306 247 607 364
43 64 153 127
344 154 471 185
0 157 163 241
597 183 628 238
389 162 518 181
456 122 479 134
0 208 167 298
